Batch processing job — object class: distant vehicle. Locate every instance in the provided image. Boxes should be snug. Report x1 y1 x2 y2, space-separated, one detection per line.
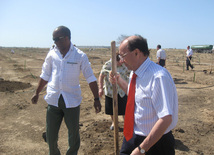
191 45 213 53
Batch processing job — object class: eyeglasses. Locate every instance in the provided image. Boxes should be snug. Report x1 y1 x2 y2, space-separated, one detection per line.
116 54 120 61
118 52 131 61
53 36 65 42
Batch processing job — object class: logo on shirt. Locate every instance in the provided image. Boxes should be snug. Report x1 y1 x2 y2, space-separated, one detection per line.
67 61 78 64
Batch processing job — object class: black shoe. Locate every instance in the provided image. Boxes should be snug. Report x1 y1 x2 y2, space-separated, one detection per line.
42 132 47 142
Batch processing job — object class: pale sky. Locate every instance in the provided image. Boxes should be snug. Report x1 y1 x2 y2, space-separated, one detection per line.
0 0 214 49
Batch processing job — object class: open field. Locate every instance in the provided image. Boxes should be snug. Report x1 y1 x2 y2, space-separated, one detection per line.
0 47 214 155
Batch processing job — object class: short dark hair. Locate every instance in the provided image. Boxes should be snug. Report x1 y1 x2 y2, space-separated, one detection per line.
56 26 71 40
157 44 161 49
127 35 150 56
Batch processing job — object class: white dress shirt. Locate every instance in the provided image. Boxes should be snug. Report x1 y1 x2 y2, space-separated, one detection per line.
156 49 166 60
128 58 178 136
40 43 97 108
186 49 193 57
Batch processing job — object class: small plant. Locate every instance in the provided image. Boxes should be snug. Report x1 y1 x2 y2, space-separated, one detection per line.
30 72 36 79
24 60 26 70
183 62 184 73
193 72 196 82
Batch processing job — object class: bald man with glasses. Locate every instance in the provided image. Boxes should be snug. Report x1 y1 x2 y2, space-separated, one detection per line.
110 35 178 155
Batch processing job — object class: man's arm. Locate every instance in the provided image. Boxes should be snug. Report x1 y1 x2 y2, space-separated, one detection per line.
89 81 102 113
156 50 161 64
131 115 172 155
31 78 48 104
157 57 161 64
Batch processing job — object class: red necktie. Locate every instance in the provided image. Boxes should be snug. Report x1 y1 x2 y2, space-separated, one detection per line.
124 73 137 141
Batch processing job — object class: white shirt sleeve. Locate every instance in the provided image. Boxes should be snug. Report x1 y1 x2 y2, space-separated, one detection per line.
151 75 175 118
80 53 97 83
40 51 52 81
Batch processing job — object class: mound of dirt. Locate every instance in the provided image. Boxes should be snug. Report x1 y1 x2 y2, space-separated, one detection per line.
0 80 31 92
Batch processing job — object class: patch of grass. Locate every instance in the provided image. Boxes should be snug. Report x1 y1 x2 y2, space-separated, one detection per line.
30 72 36 79
193 72 196 82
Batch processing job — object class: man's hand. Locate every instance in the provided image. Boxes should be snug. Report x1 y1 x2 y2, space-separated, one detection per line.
94 100 101 113
31 94 39 104
31 78 47 104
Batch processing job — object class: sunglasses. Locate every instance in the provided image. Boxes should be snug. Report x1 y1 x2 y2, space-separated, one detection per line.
53 36 65 42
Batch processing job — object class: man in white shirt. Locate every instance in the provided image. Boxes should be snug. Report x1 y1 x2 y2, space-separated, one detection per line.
31 26 101 155
156 44 166 67
110 35 178 155
186 46 194 70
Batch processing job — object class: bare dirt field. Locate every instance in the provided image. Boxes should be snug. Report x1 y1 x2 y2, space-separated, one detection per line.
0 47 213 155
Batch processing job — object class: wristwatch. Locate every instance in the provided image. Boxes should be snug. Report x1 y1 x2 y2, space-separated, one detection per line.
94 97 100 101
138 146 145 154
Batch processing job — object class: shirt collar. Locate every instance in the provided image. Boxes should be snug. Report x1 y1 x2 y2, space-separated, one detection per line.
134 57 151 78
54 42 74 59
64 42 74 58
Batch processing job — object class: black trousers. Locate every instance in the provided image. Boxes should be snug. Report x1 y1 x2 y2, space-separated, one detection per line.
120 131 175 155
159 59 166 67
186 56 193 70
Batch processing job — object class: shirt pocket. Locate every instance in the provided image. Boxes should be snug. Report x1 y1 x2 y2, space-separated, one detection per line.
66 61 80 73
64 62 81 84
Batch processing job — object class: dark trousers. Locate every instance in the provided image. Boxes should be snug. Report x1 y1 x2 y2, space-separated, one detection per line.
46 95 80 155
159 59 166 67
186 56 194 70
120 131 175 155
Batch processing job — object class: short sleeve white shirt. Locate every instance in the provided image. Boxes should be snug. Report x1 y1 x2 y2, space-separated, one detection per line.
186 49 193 57
130 58 178 136
156 49 166 59
40 43 97 108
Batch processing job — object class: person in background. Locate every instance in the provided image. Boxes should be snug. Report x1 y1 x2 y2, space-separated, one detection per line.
11 49 15 54
31 26 101 155
98 53 130 130
156 44 166 67
186 45 194 70
110 35 178 155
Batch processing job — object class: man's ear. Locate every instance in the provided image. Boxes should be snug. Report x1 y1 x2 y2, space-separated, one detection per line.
135 49 140 56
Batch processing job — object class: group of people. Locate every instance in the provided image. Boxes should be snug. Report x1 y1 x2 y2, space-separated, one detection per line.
31 25 181 155
156 44 194 70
